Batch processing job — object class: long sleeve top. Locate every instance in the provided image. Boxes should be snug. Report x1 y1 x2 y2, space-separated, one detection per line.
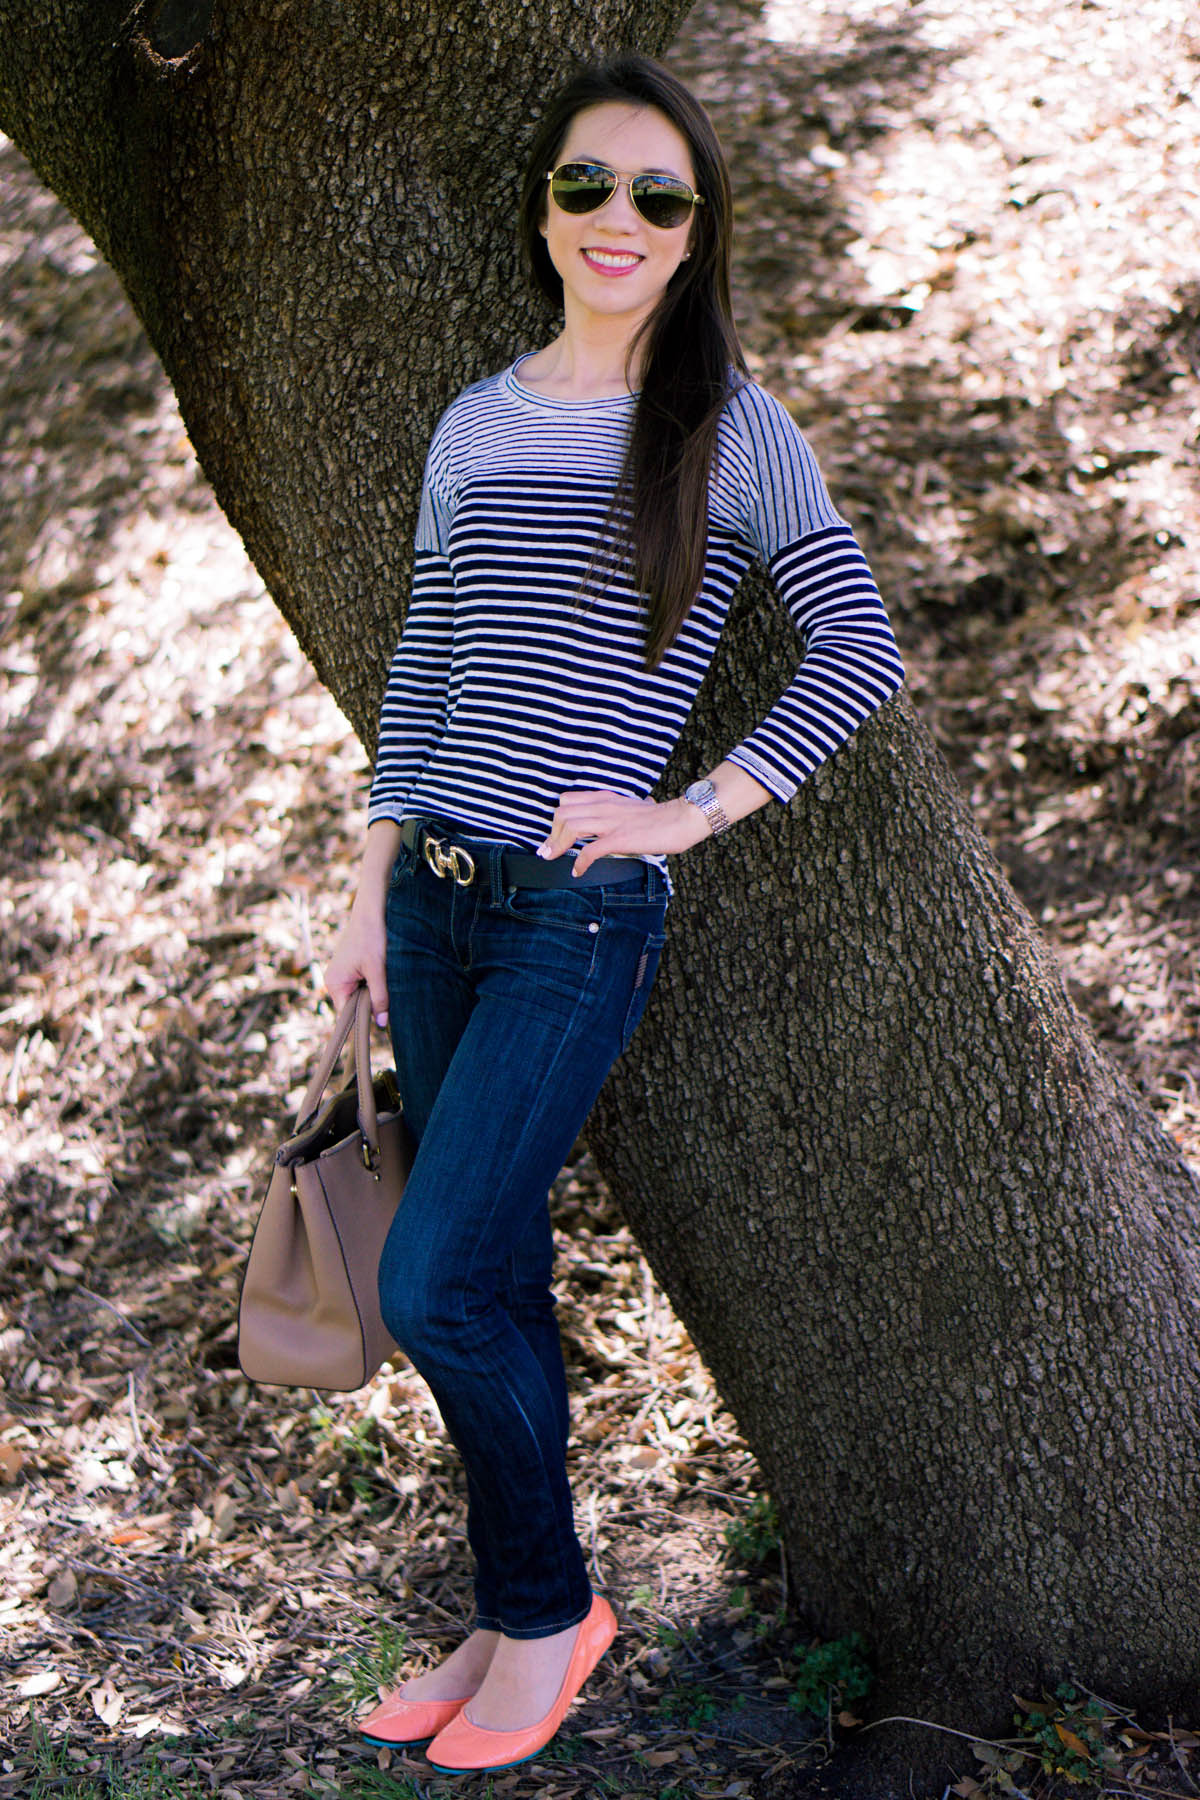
367 359 904 845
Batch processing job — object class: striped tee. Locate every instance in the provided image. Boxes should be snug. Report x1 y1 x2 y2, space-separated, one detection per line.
368 360 904 845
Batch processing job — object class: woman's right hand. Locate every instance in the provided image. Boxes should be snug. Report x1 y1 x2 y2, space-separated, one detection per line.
324 904 388 1025
324 821 404 1026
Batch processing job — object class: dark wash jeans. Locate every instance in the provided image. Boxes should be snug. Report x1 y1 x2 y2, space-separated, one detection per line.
379 822 668 1638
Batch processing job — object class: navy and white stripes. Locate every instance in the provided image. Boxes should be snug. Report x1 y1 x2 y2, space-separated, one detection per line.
368 361 904 845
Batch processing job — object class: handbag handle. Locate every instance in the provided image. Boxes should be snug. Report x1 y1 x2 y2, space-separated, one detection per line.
294 986 385 1162
352 984 382 1160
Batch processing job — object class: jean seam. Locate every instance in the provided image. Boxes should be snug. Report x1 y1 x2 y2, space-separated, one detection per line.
621 927 666 1051
498 1374 584 1628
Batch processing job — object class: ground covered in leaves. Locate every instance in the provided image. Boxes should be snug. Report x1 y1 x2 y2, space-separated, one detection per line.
1 0 1198 1796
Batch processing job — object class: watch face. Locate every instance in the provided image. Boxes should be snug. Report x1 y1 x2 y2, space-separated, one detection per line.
687 780 715 805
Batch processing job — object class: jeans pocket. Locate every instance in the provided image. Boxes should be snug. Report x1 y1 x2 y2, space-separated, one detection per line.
621 930 666 1052
501 884 605 936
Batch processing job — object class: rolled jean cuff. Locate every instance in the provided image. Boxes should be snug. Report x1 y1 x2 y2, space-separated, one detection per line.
491 1591 594 1641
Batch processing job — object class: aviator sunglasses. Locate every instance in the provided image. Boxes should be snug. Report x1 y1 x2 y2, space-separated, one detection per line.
546 160 706 231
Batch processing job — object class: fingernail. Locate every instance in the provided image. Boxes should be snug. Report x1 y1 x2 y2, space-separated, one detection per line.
375 1012 388 1027
536 845 551 859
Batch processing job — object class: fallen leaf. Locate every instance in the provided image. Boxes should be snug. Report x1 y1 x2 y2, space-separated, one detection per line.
971 1741 1005 1768
90 1678 123 1727
47 1567 78 1608
1055 1722 1089 1757
19 1670 61 1697
0 1445 25 1483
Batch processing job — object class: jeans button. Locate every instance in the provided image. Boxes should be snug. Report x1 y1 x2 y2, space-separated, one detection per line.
587 921 600 935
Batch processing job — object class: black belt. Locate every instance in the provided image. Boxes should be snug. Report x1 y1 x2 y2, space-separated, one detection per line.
399 818 649 890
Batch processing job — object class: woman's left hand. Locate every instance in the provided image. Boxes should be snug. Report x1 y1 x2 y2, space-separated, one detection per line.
537 790 708 877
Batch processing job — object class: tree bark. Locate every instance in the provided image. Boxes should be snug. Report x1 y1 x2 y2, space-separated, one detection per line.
4 4 1199 1792
593 598 1200 1784
0 0 689 741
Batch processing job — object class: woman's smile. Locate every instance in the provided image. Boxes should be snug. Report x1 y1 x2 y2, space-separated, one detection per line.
580 246 644 274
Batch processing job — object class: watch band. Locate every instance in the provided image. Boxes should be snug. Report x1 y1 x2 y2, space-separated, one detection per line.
683 778 731 837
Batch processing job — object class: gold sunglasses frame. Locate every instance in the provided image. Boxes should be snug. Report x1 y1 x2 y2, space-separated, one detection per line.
545 161 706 229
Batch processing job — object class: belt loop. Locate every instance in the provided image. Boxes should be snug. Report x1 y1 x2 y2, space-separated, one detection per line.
487 843 505 906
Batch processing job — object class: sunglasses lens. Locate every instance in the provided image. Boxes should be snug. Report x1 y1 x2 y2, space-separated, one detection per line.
630 175 695 229
550 162 617 214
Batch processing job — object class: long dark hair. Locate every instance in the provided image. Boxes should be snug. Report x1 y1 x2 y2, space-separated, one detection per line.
518 56 747 669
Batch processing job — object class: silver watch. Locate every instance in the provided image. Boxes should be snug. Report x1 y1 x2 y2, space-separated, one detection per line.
683 778 731 837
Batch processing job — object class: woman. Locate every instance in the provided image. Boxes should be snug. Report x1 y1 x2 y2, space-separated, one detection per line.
325 53 904 1774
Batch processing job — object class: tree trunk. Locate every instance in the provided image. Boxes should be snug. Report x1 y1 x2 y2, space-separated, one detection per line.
0 0 690 744
592 590 1200 1786
4 5 1199 1792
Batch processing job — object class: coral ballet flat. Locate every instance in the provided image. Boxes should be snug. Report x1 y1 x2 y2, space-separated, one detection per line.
357 1691 470 1747
425 1594 617 1773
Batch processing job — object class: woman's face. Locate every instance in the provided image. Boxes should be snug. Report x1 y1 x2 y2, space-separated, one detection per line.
541 102 698 332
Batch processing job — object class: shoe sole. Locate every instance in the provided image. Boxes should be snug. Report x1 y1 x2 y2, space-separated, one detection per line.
359 1731 438 1748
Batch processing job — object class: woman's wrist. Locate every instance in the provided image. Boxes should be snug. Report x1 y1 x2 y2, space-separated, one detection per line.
680 778 730 837
677 763 773 839
671 792 714 848
356 818 404 904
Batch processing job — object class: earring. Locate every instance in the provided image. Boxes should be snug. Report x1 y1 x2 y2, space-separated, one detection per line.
681 251 691 260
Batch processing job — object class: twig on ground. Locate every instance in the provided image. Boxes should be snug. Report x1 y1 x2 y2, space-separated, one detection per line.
66 1557 164 1601
586 1488 603 1588
861 1714 1033 1753
126 1370 145 1448
76 1287 153 1347
1104 1788 1200 1800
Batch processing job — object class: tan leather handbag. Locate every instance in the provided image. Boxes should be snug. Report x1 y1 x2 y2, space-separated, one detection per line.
237 986 411 1391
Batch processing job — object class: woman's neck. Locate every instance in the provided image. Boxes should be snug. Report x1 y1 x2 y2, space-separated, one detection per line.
515 318 649 400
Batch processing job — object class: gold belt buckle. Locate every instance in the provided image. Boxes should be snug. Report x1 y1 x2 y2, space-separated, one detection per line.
423 833 476 887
